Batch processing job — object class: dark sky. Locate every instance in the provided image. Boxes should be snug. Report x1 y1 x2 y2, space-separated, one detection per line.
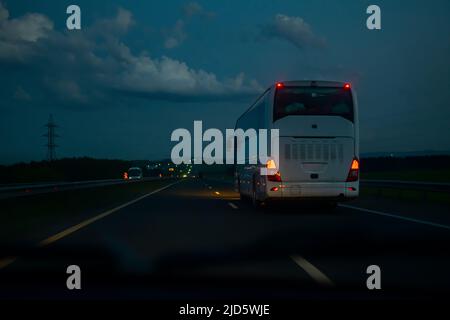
0 0 449 164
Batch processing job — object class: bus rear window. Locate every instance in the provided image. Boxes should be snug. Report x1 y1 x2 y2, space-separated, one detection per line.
274 86 354 122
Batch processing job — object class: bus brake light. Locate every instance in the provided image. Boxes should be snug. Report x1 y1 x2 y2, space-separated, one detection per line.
268 171 282 182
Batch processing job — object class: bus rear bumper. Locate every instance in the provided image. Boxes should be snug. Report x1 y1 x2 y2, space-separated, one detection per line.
265 181 359 201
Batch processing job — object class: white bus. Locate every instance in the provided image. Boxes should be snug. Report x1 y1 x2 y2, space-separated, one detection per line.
235 80 359 208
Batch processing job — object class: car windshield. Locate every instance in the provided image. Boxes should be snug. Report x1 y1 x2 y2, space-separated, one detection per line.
274 87 354 122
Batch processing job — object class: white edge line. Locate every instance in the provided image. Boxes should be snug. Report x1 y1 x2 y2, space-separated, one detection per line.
38 180 181 247
339 204 450 231
0 180 181 270
0 256 17 269
290 254 334 287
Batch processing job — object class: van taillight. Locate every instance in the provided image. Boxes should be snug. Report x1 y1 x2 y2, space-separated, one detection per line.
346 158 359 182
268 171 282 182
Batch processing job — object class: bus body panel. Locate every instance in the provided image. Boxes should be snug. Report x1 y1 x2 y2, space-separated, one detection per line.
273 116 355 138
279 136 354 182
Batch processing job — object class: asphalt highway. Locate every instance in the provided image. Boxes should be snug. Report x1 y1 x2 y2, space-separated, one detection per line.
0 178 449 299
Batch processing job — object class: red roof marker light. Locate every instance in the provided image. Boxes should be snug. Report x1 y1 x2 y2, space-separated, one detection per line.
276 82 284 89
344 83 351 90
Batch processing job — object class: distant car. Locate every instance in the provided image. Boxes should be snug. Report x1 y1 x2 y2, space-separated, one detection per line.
127 167 143 180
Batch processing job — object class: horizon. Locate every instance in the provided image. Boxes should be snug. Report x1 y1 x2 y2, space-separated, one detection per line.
2 150 450 167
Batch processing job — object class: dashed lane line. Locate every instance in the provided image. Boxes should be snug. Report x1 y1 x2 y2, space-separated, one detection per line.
290 254 335 287
228 202 238 209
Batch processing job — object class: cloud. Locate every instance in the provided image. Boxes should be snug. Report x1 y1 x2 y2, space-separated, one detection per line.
163 19 187 49
163 2 215 49
262 14 326 49
110 56 261 100
0 2 53 60
93 7 134 35
0 5 261 105
13 86 31 101
182 2 215 19
0 1 8 22
50 80 87 103
2 13 53 42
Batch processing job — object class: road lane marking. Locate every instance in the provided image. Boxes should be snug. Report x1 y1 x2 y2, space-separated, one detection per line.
290 255 334 287
0 180 182 270
38 180 181 248
340 204 450 231
0 256 17 269
228 202 238 209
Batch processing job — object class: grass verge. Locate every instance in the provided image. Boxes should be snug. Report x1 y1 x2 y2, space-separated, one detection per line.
361 169 450 183
361 187 450 205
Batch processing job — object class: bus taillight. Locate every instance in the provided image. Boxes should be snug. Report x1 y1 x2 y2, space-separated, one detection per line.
346 158 359 182
266 159 277 169
268 171 282 182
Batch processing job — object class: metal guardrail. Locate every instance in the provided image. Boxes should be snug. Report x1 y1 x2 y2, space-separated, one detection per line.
0 178 124 192
0 177 163 200
360 179 450 193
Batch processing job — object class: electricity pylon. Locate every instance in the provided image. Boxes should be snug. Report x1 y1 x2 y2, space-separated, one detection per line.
43 114 59 161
